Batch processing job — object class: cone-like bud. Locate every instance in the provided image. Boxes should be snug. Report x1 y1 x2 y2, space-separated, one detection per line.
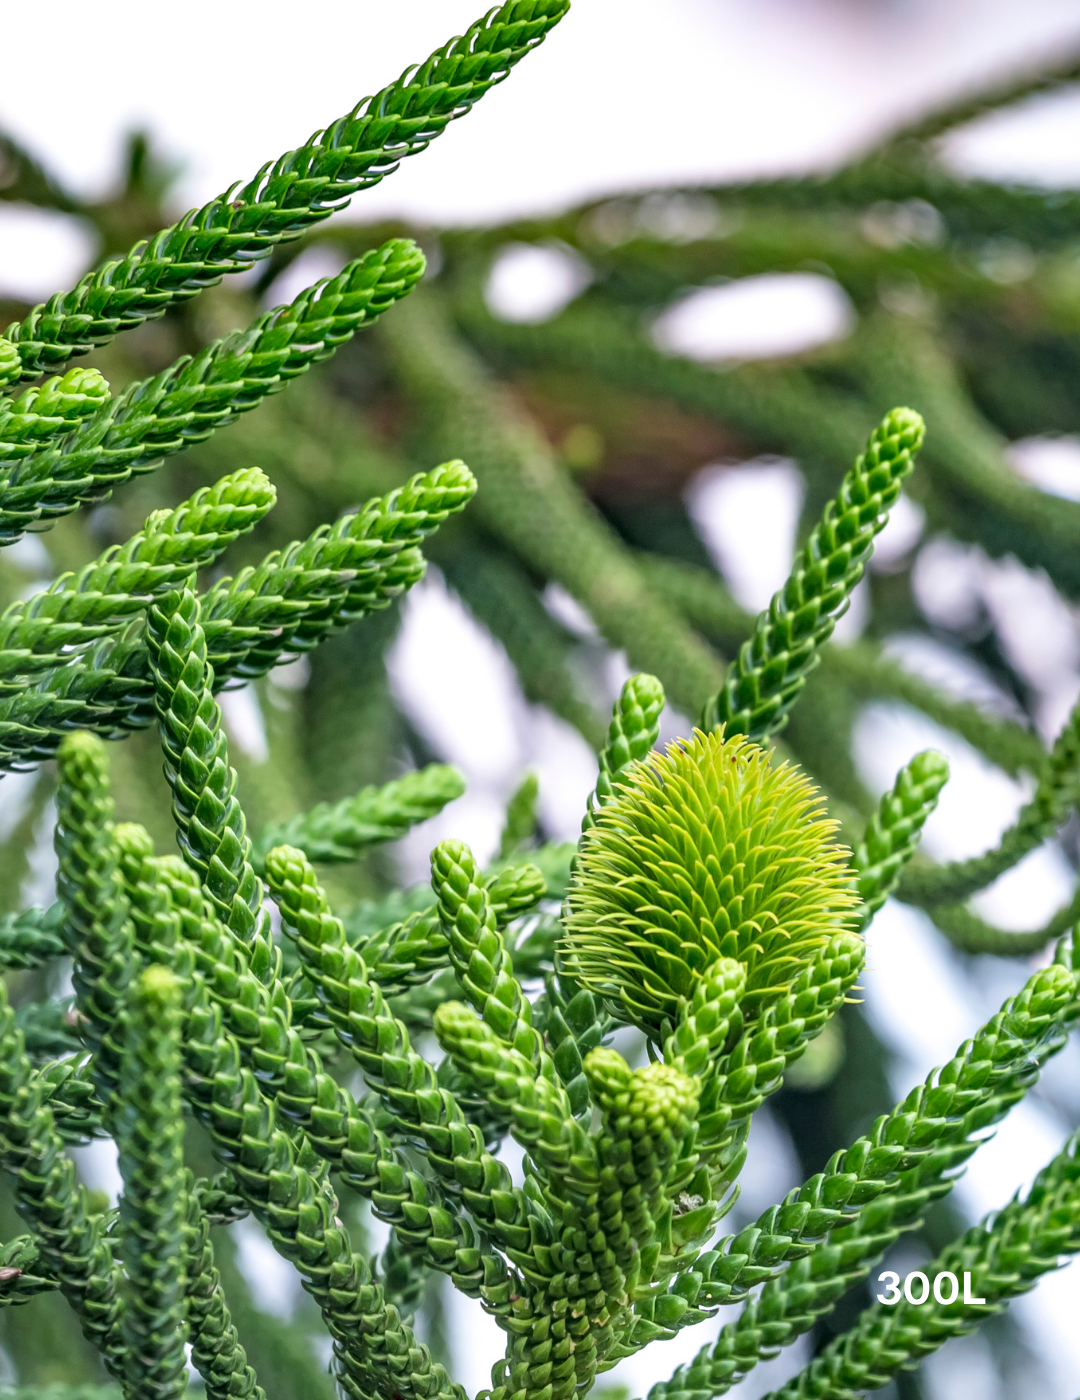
562 729 858 1037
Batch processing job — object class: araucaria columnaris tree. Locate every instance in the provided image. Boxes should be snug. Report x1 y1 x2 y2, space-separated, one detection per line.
1 6 1079 1399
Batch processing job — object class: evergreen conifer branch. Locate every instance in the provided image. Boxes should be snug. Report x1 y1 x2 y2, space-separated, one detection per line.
0 243 422 543
0 369 110 468
0 1233 58 1307
0 904 66 970
115 823 184 966
681 934 865 1200
176 979 464 1400
0 1 570 381
585 1047 704 1295
180 1170 266 1400
432 999 583 1180
253 764 465 868
8 25 1080 1389
486 862 548 925
928 887 1080 956
264 844 532 1282
163 821 513 1323
897 692 1080 907
349 852 547 1000
0 345 18 391
455 293 872 495
852 749 948 927
39 1055 106 1145
55 731 135 1108
116 967 189 1400
0 459 471 770
874 42 1080 147
199 458 477 681
855 310 1080 597
0 981 126 1376
636 958 1076 1346
0 468 274 685
431 838 542 1062
111 839 474 1400
582 673 665 832
499 772 540 857
701 410 925 741
148 586 264 942
355 909 449 996
765 1131 1080 1399
642 969 1076 1399
639 552 1046 779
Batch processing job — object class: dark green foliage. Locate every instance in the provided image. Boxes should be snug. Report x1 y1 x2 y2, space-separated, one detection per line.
0 467 275 685
498 771 540 857
582 673 665 832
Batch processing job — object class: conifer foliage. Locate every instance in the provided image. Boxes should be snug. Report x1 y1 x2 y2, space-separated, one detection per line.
0 6 1079 1400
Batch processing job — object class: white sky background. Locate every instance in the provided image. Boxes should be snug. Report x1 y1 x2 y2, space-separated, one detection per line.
6 2 1080 1398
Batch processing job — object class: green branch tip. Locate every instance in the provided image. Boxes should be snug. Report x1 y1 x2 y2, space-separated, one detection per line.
854 747 950 928
136 964 180 1003
702 407 926 742
583 1049 700 1137
58 729 108 764
0 340 20 387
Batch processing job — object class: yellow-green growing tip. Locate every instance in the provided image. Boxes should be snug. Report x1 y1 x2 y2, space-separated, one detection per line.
138 964 180 1002
561 727 859 1037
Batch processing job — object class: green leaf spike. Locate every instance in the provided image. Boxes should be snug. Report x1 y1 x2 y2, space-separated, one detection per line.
0 461 476 772
181 1170 266 1400
0 904 66 970
55 730 135 1106
0 978 125 1374
0 467 275 686
0 367 109 469
431 838 541 1061
764 1130 1080 1399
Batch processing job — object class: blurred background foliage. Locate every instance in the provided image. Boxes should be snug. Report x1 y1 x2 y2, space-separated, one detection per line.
6 26 1080 1400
